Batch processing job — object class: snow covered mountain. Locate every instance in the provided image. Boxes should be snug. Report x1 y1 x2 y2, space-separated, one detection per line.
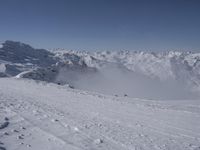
1 40 200 99
1 41 200 150
53 49 200 99
55 49 200 87
0 41 96 85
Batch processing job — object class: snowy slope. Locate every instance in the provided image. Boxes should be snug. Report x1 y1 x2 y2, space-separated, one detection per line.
0 78 200 150
1 40 200 99
1 41 200 150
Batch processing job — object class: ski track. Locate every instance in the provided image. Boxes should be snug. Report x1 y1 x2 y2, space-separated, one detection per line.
0 78 200 150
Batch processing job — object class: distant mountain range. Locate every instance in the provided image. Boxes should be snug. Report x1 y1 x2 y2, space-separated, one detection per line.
1 40 200 99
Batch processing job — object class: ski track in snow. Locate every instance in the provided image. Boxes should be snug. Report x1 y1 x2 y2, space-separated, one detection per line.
0 78 200 150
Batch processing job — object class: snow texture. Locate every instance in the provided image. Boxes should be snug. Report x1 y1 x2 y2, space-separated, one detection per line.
0 41 200 149
0 78 200 150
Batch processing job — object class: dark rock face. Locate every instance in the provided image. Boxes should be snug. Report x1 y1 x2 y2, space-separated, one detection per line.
0 40 57 67
0 41 97 86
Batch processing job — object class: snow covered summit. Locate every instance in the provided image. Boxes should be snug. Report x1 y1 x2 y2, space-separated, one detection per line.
0 40 200 99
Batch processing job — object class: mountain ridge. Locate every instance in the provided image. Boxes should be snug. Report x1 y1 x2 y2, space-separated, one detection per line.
1 40 200 99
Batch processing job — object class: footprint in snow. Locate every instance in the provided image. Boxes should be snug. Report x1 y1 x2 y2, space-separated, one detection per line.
20 126 26 130
4 132 9 136
26 144 31 148
17 134 25 140
0 122 9 129
17 136 24 140
4 117 9 121
51 119 59 122
94 139 103 145
0 146 6 150
12 129 19 133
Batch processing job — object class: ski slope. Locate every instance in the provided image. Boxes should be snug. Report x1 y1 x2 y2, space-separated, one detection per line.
0 78 200 150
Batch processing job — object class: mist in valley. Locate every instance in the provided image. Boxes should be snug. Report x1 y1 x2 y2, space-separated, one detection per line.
56 64 199 100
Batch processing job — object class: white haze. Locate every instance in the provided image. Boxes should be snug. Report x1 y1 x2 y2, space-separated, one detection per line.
56 64 199 100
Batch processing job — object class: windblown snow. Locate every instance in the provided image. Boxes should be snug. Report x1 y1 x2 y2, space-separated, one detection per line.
0 41 200 150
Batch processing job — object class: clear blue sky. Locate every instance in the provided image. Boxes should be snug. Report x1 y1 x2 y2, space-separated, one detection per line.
0 0 200 51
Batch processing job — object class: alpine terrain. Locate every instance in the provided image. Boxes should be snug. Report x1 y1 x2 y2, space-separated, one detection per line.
0 41 200 150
